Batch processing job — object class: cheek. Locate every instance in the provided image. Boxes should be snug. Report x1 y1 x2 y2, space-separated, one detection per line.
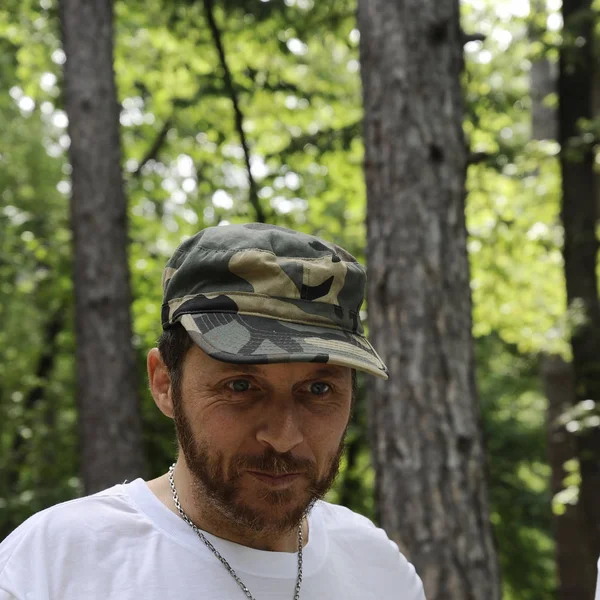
305 412 349 457
200 408 255 452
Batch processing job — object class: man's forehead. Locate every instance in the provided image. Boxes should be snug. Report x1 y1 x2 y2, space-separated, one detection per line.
201 356 349 380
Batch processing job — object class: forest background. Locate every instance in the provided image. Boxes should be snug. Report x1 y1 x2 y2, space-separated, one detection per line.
0 0 596 598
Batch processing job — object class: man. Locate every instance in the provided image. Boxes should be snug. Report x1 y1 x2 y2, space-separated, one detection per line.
0 223 425 599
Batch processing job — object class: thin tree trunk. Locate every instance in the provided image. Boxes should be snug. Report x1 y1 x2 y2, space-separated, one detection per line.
530 0 557 141
358 1 500 598
60 0 146 492
528 1 599 590
531 58 557 141
528 9 593 592
542 355 596 599
558 0 600 568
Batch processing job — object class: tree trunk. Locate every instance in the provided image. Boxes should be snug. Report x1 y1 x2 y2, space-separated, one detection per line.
358 1 501 598
60 0 146 493
542 355 596 599
531 58 557 141
530 0 557 141
528 1 600 590
528 8 596 591
558 0 600 567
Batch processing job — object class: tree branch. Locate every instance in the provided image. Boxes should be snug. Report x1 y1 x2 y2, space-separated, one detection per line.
462 32 487 45
203 0 266 223
265 120 362 160
467 151 491 165
132 118 172 177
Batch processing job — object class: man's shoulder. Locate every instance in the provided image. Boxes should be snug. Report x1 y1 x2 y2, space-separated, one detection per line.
314 501 426 598
0 481 134 574
314 500 382 532
314 500 396 551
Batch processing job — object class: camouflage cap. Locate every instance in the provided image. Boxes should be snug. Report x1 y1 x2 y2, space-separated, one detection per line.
161 223 388 379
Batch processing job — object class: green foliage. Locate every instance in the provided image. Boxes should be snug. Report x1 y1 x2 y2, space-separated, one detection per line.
0 2 79 541
462 1 567 357
477 335 555 600
552 458 581 516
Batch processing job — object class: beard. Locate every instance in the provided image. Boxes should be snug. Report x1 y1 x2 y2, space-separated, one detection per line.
172 388 347 536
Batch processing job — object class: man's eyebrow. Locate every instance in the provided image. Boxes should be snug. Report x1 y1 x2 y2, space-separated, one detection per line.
213 363 263 375
306 367 350 381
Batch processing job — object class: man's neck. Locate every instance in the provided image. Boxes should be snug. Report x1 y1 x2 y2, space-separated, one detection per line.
146 467 308 552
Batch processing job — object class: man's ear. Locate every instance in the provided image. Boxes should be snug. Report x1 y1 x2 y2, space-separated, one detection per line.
148 348 174 418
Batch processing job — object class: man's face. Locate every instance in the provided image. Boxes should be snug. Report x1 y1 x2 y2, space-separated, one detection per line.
171 346 352 536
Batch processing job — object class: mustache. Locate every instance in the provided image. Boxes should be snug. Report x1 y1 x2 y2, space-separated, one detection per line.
231 449 316 477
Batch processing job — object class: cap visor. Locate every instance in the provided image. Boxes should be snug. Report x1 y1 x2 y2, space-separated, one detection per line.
178 313 388 379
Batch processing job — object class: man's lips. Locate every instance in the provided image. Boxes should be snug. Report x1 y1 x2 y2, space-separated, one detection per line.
247 471 303 486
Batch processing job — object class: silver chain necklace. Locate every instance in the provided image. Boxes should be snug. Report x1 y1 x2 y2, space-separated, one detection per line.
168 464 303 600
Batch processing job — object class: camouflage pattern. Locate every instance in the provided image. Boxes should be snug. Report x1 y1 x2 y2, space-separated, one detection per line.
161 223 388 379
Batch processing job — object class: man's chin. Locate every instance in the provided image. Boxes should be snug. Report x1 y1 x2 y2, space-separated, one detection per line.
232 504 307 535
227 481 312 532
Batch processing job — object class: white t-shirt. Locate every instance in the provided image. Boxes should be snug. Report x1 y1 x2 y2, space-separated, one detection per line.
0 479 425 600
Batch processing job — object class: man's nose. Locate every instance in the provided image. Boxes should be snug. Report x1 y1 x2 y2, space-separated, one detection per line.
255 397 304 454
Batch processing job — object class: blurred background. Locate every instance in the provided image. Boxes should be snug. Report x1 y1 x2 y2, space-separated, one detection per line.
1 0 598 598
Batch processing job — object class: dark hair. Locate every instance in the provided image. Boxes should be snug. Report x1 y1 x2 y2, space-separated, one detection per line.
157 323 194 396
157 323 358 402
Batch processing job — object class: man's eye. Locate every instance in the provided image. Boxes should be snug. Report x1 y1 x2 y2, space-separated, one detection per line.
309 382 331 395
227 379 252 393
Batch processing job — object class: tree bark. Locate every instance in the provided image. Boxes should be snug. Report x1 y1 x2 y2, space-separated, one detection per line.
531 58 557 141
530 0 557 141
527 1 600 588
542 355 596 599
558 0 600 566
358 1 501 598
60 0 146 492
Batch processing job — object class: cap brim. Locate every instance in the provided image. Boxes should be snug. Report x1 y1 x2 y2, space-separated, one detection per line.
178 313 388 379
